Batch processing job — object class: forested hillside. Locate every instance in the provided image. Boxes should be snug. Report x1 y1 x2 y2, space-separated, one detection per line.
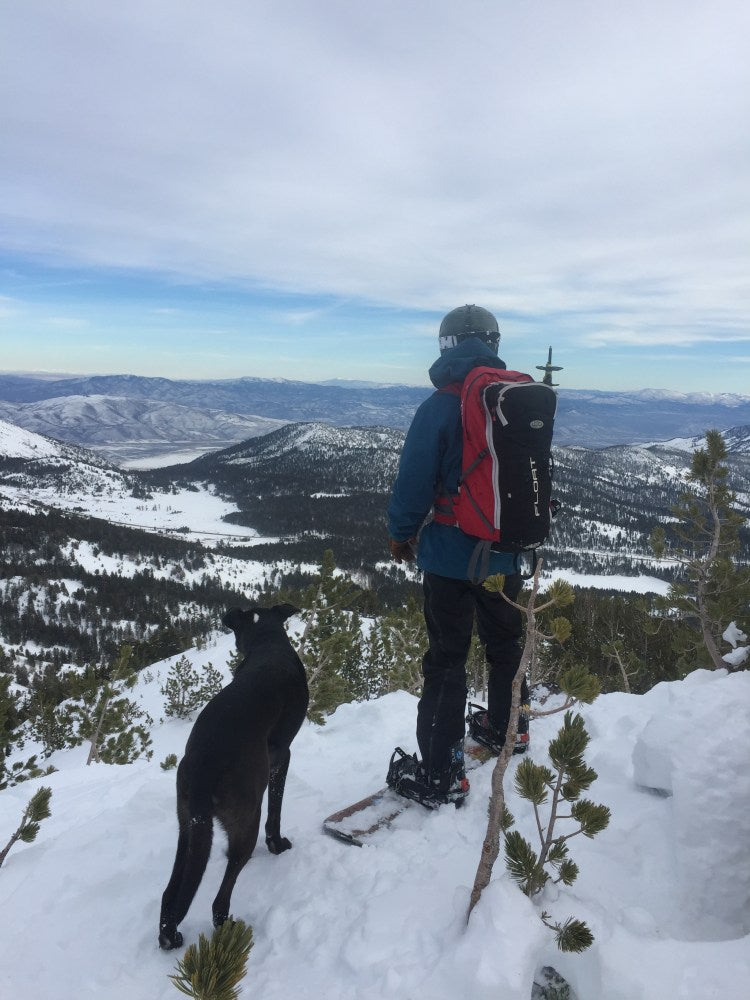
1 418 748 757
148 423 750 575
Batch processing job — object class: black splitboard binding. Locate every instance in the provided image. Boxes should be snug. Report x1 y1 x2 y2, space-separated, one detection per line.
386 746 470 809
466 702 530 755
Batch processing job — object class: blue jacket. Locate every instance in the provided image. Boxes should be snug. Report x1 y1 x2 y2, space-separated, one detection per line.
387 338 520 581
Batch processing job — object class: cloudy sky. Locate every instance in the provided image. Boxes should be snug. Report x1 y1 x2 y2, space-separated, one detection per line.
2 0 749 392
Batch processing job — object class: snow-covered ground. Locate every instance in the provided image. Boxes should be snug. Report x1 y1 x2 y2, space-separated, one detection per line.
1 634 747 1000
0 418 60 459
2 480 268 546
120 449 219 469
0 416 272 547
540 568 670 596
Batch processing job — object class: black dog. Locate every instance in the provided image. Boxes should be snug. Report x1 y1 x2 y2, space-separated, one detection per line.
158 603 308 950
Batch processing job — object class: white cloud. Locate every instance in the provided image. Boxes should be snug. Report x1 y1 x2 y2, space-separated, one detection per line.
1 0 749 356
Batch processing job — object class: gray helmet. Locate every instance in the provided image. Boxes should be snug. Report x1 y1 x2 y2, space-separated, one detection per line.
438 304 500 354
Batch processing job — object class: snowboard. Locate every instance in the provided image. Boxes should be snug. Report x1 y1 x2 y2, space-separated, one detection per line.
322 739 495 847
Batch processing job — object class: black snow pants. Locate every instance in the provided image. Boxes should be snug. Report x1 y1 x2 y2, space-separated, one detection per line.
416 570 527 780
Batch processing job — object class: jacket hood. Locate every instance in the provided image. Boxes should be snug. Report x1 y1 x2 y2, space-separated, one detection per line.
428 337 507 389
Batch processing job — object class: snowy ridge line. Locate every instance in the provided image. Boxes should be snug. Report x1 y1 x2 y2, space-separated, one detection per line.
3 378 750 450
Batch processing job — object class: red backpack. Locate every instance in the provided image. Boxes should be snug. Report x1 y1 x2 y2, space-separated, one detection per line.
434 366 557 581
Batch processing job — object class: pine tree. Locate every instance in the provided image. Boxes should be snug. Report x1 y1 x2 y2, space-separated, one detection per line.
59 645 153 765
0 786 52 868
371 596 426 696
651 430 750 671
26 686 72 757
600 638 640 693
226 647 243 676
1 674 53 790
468 563 602 941
169 918 254 1000
337 608 368 702
360 620 392 700
162 656 224 720
294 550 363 724
0 674 17 785
503 711 610 951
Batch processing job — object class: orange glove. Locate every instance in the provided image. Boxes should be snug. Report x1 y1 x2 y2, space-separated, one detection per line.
389 537 417 563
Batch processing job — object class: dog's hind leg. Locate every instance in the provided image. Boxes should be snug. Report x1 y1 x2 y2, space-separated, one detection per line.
211 804 262 928
265 745 292 854
159 774 215 950
159 790 193 950
159 818 189 949
159 814 214 949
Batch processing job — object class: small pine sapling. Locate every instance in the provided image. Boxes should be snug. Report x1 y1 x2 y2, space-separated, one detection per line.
1 756 57 791
162 657 224 719
60 645 153 765
0 786 52 868
26 695 72 757
504 710 610 951
468 563 603 938
169 918 254 1000
1 676 57 789
161 753 179 771
294 550 363 724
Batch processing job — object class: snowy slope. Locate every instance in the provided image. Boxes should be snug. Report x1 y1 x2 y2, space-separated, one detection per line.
649 424 750 455
0 416 266 546
1 639 748 1000
0 416 65 459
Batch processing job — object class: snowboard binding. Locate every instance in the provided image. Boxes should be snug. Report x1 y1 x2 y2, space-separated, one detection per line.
466 702 530 755
386 746 469 809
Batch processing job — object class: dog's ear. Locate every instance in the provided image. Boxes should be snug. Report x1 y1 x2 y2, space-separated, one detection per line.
273 603 300 622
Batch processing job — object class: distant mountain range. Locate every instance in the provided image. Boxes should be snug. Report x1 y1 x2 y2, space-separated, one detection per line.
1 372 750 459
0 394 286 465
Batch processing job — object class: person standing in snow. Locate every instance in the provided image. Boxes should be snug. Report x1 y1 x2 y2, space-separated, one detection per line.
386 304 529 806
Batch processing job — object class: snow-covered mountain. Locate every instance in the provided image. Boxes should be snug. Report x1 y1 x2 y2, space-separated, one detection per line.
185 421 404 493
0 416 63 460
0 395 287 465
0 643 748 1000
650 424 750 455
0 373 426 437
3 373 750 454
3 416 748 581
0 417 128 495
0 417 265 545
553 391 750 448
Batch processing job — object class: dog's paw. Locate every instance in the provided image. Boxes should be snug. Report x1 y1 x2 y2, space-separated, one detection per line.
158 928 183 951
266 834 292 855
